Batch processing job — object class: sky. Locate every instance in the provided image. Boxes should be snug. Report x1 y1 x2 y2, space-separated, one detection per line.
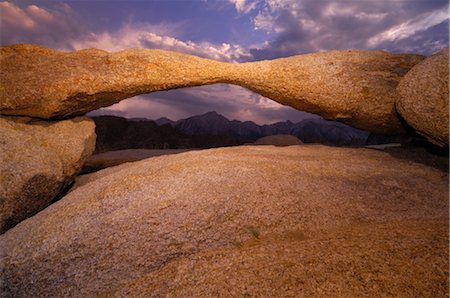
1 0 448 124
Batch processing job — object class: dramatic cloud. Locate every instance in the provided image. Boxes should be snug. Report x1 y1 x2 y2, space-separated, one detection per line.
0 1 83 49
249 0 449 60
367 8 449 47
228 0 259 14
71 24 251 62
2 1 447 124
89 84 318 124
0 2 250 62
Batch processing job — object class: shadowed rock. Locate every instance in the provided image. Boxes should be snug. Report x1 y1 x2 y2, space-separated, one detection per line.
1 44 423 134
0 116 95 234
0 146 447 296
396 48 449 146
81 148 193 174
253 134 303 146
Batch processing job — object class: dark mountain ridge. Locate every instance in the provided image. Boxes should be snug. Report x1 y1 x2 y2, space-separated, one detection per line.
91 111 411 153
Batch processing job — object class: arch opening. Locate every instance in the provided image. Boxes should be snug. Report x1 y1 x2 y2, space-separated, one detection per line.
84 84 403 163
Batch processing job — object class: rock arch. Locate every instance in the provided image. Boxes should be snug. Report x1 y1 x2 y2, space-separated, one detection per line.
0 44 424 134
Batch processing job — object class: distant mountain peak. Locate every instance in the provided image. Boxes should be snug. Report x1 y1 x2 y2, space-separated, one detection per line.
200 111 227 119
154 117 175 126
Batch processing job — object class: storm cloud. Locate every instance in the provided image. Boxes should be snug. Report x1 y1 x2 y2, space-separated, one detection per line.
1 0 448 123
248 0 449 60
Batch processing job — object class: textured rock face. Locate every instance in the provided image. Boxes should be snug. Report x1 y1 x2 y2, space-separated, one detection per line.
0 116 96 234
396 48 449 146
0 44 233 119
1 44 423 134
233 50 424 134
0 146 447 296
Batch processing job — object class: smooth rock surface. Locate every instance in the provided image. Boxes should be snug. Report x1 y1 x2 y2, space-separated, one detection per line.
253 134 303 146
396 48 449 146
0 116 96 234
233 50 424 134
120 220 447 297
0 44 233 119
0 146 447 296
1 45 423 134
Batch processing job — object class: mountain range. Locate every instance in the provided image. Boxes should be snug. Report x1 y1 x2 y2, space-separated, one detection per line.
92 111 409 153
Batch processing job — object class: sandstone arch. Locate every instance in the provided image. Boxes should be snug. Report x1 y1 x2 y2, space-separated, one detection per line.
0 44 423 134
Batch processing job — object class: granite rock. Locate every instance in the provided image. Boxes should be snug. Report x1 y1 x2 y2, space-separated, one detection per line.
0 145 447 296
0 44 233 119
233 50 424 134
396 48 449 146
1 45 423 134
0 116 96 233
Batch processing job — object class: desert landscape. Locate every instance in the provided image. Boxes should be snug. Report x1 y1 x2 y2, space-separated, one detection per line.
0 43 448 297
0 1 449 297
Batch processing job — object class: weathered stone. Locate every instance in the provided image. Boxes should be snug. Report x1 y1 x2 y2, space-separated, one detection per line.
0 44 233 119
232 50 424 134
0 44 423 134
0 116 96 234
396 48 449 146
0 146 447 296
119 220 447 297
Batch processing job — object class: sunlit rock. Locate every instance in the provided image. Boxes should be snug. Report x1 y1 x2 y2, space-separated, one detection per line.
0 44 233 119
0 116 95 234
396 48 449 146
1 146 447 296
1 45 423 135
232 50 424 134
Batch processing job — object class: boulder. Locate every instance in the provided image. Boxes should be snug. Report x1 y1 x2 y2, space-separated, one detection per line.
0 116 96 234
1 45 423 135
396 48 449 146
253 134 303 146
0 146 447 296
233 50 424 134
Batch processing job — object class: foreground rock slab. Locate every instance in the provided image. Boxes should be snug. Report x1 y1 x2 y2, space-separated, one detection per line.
0 145 447 296
0 116 95 234
120 220 447 297
396 48 449 146
1 44 423 134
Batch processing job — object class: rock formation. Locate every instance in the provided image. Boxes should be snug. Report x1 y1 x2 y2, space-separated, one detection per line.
0 44 233 119
396 48 449 146
1 44 423 134
0 146 447 296
233 50 424 134
0 116 95 233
